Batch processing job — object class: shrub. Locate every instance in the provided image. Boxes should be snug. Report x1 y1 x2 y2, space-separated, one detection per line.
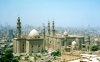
91 45 98 51
15 56 20 60
37 55 41 58
53 56 56 60
25 56 29 60
51 51 61 56
48 60 51 62
20 54 23 56
29 53 32 56
12 58 19 62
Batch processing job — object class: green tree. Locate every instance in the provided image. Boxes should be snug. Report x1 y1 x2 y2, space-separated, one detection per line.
0 56 6 62
48 60 51 62
4 48 13 60
0 48 18 62
37 55 41 58
12 58 19 62
91 45 98 51
51 51 61 56
29 53 32 56
34 55 37 62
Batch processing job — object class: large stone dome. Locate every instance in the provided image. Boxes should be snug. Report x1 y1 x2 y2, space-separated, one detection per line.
28 29 40 38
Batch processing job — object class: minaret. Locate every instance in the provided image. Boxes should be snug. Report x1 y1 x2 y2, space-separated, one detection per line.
42 23 45 52
16 16 21 53
17 16 21 38
43 23 45 38
48 20 50 35
52 19 55 36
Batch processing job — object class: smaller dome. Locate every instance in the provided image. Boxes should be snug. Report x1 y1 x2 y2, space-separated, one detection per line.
72 41 76 46
63 31 68 36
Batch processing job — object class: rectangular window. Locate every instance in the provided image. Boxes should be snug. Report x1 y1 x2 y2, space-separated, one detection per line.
32 51 33 53
38 45 40 47
50 41 51 43
62 41 64 46
32 45 33 47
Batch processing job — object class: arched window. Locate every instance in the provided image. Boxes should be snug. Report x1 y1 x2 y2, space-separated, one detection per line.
32 51 33 53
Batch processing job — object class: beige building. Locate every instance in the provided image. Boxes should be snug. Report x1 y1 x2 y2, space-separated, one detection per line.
13 17 45 54
13 17 85 54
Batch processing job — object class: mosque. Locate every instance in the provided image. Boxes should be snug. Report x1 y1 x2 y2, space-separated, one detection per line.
13 17 85 54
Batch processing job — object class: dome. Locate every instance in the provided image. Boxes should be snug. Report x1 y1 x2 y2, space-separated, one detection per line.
72 41 76 46
28 29 40 38
63 31 68 36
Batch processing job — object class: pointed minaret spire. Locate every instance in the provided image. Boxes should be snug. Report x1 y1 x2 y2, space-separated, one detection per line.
17 16 21 38
52 19 55 36
48 20 50 35
43 23 45 38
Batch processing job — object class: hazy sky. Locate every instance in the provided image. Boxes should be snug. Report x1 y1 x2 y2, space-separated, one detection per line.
0 0 100 27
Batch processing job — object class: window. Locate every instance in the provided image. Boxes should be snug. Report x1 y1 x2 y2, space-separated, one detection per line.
62 41 64 46
32 45 33 47
38 45 40 47
82 45 85 48
32 51 33 53
50 41 51 43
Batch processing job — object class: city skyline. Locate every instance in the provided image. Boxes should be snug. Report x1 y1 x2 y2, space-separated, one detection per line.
0 0 100 27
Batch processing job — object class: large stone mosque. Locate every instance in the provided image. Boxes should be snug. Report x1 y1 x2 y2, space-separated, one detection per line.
13 17 85 54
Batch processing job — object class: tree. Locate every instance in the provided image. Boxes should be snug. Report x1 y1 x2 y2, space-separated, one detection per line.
37 55 41 58
0 48 19 62
51 51 61 56
91 45 98 51
48 60 51 62
12 58 19 62
0 56 6 62
29 53 32 56
34 54 37 62
53 56 56 60
4 48 13 60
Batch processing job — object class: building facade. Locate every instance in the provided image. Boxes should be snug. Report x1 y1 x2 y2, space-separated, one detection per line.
13 17 85 54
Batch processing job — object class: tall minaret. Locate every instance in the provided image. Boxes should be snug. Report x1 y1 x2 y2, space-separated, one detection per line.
16 16 21 53
52 19 55 36
48 20 50 35
17 16 21 38
42 23 45 52
43 23 45 38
